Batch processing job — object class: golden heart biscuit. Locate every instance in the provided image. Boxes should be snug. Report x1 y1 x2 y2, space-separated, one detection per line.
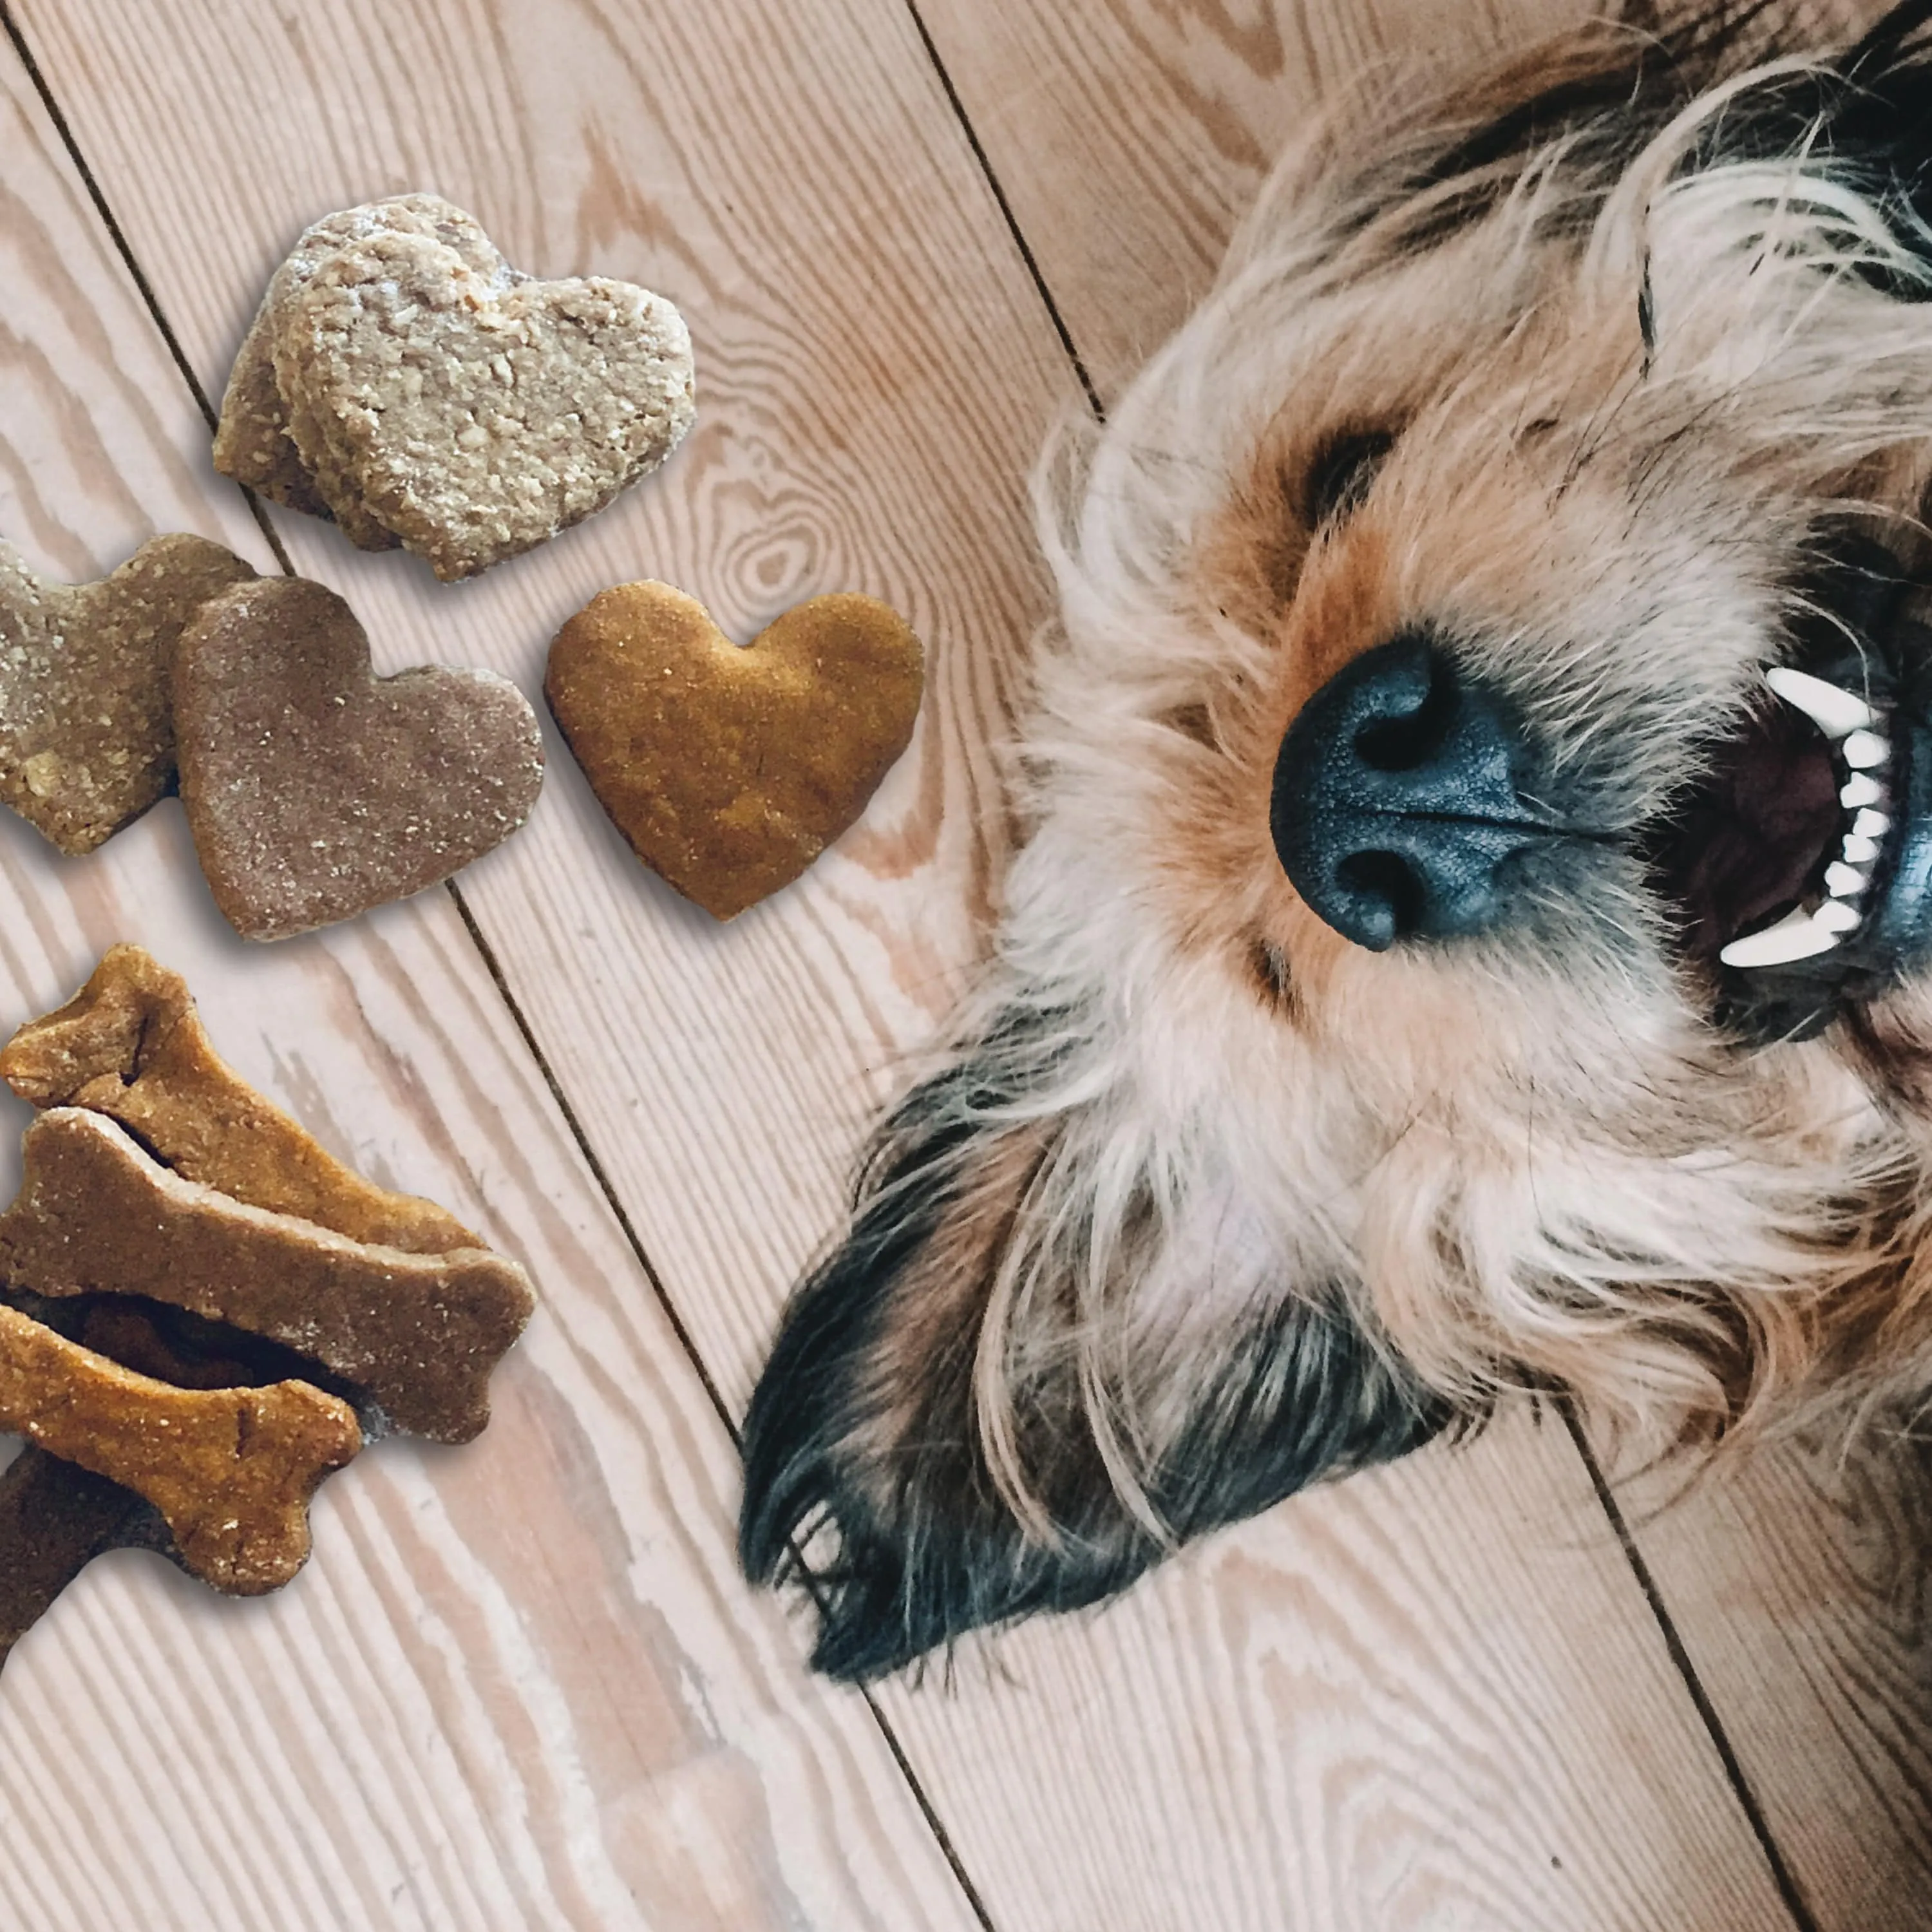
0 536 257 853
278 227 695 579
175 577 545 939
214 194 515 545
545 582 925 919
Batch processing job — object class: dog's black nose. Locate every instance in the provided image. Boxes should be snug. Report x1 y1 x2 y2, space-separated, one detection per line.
1270 633 1557 950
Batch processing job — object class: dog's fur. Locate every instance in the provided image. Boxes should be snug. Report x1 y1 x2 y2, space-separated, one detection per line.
742 1 1932 1679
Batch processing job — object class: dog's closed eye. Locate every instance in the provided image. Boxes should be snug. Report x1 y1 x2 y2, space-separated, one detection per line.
1303 428 1396 526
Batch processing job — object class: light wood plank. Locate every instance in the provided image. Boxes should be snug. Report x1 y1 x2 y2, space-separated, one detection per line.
1619 1432 1932 1932
10 0 1818 1924
915 0 1594 404
0 46 986 1932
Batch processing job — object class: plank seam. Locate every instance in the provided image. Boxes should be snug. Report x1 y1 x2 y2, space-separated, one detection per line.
900 0 1104 421
1562 1403 1823 1932
0 0 294 574
0 14 1007 1922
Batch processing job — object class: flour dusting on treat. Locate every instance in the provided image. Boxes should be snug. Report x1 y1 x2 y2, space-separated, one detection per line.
0 536 256 854
280 229 695 578
0 1108 534 1444
174 576 545 939
213 193 516 541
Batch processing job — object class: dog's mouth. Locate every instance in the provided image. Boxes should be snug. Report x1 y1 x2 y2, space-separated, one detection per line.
1647 547 1932 1039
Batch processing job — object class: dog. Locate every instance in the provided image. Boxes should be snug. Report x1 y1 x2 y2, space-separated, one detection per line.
740 0 1932 1680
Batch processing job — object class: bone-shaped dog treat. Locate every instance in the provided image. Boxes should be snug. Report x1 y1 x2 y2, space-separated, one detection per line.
0 1109 534 1443
0 1302 358 1594
0 1300 347 1669
0 944 477 1255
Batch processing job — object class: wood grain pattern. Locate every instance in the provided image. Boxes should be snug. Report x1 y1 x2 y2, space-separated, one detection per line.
0 45 986 1932
0 0 1880 1924
1617 1432 1932 1932
916 0 1594 404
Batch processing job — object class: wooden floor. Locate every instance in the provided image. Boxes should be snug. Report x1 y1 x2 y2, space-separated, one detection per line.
0 0 1927 1926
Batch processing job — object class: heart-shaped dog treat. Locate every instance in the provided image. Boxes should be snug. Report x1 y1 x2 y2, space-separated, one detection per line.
545 582 924 918
0 536 257 854
276 227 694 580
213 194 513 546
175 577 544 939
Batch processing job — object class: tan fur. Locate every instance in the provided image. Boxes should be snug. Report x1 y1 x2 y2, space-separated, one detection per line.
998 9 1932 1515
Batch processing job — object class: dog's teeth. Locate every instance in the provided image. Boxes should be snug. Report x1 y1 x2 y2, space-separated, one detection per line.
1814 898 1863 934
1842 773 1886 810
1765 667 1877 738
1720 906 1844 967
1842 728 1891 770
1824 859 1868 898
1852 807 1891 841
1842 833 1882 865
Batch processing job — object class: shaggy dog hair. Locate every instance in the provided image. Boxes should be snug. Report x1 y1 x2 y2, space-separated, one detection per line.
741 0 1932 1680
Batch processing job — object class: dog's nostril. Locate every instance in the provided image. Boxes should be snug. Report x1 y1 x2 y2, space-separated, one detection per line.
1352 677 1454 773
1333 850 1425 947
1271 632 1560 951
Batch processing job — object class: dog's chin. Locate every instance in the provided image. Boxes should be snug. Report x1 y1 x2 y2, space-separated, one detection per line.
1650 549 1932 1044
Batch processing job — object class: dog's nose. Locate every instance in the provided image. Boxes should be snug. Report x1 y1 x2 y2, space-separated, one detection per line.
1269 633 1558 950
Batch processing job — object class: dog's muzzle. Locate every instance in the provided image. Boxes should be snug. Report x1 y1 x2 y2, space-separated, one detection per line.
1269 633 1564 950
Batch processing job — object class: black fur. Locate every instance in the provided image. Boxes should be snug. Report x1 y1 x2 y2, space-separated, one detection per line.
739 1033 1447 1681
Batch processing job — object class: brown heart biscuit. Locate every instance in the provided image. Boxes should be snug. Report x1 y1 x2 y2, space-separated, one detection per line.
278 228 695 580
0 536 258 855
545 582 924 918
213 193 516 545
174 577 545 940
1 943 478 1255
0 1300 359 1595
0 1108 535 1443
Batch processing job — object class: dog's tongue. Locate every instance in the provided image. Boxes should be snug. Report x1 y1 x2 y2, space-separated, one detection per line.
1652 698 1842 965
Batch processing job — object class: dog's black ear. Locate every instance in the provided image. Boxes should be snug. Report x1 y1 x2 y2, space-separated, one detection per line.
738 1003 1448 1681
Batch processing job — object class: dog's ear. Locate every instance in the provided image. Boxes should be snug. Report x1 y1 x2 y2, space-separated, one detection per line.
738 997 1446 1681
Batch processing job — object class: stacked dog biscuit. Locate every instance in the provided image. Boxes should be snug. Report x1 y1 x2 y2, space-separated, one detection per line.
0 945 534 1667
214 195 697 580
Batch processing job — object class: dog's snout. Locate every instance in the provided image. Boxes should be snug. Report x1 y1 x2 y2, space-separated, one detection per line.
1270 633 1558 951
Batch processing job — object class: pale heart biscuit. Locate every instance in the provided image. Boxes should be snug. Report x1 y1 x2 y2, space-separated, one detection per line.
0 536 258 854
213 193 518 549
279 229 695 579
175 577 544 939
545 582 924 919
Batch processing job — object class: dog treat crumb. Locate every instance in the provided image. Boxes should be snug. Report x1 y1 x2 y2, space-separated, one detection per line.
215 196 694 576
0 1301 359 1595
1 943 478 1255
0 1108 535 1443
546 582 924 918
0 537 258 854
174 577 545 940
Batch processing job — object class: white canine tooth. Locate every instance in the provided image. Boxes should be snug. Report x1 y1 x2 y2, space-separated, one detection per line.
1814 898 1862 934
1842 728 1891 770
1852 808 1891 840
1719 906 1843 967
1842 833 1881 866
1824 859 1868 898
1842 773 1885 810
1764 667 1877 739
